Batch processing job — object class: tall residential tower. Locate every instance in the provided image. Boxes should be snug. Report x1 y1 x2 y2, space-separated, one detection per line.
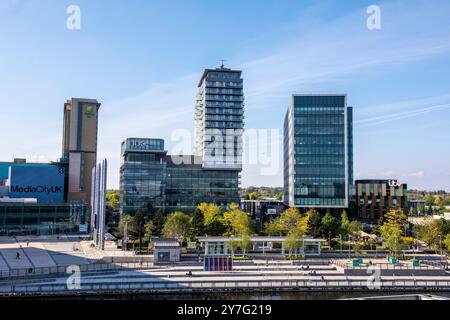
284 94 353 211
195 66 244 171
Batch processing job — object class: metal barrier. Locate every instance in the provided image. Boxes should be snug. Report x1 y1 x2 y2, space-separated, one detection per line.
2 279 450 295
0 261 155 281
330 260 446 271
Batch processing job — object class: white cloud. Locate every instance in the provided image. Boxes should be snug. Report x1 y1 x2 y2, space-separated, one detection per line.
408 171 425 179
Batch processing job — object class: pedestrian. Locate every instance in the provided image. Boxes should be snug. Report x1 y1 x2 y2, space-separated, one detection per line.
16 252 20 260
27 242 29 247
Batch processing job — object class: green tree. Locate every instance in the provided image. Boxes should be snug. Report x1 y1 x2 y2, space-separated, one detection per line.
445 234 450 251
117 215 137 239
380 210 408 258
190 208 206 237
197 203 222 225
321 213 340 239
348 221 362 237
205 217 227 236
239 234 252 256
228 239 239 258
340 210 351 237
134 212 147 252
414 219 447 250
197 203 225 236
274 192 283 202
425 194 435 207
285 230 302 257
264 207 309 237
436 218 450 235
106 190 120 209
306 208 321 238
223 203 253 236
383 209 408 235
151 208 166 237
264 218 283 236
143 220 154 242
248 192 262 200
163 211 192 243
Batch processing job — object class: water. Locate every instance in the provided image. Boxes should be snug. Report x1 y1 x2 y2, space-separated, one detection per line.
28 291 450 301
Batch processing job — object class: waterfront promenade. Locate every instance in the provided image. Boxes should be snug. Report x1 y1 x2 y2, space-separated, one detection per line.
0 235 449 297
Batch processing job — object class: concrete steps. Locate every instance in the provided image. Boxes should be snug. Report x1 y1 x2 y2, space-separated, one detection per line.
0 252 10 272
1 248 33 270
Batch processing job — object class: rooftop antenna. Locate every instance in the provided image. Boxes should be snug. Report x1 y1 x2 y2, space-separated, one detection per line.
219 59 227 68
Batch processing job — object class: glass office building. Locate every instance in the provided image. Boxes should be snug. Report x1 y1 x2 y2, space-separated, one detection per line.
284 95 353 209
120 140 240 215
0 202 89 236
165 156 240 213
120 138 167 215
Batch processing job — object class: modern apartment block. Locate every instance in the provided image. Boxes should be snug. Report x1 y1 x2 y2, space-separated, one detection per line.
284 95 353 210
62 98 101 204
355 179 409 223
195 66 244 171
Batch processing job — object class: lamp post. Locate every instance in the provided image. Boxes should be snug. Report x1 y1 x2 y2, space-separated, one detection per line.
124 221 128 252
348 235 352 260
329 232 332 251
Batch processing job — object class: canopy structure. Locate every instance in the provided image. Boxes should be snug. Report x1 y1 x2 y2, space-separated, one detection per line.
197 236 326 256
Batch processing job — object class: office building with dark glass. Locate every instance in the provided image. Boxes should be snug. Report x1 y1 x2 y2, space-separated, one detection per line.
284 94 353 210
120 138 167 215
120 139 240 215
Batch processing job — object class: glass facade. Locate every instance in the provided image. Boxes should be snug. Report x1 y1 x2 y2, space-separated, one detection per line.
120 140 240 216
196 67 244 170
0 203 89 236
284 95 353 208
120 138 167 215
165 157 240 213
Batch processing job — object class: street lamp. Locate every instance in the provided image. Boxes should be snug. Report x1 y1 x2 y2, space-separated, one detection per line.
329 232 332 251
124 221 128 252
348 235 352 260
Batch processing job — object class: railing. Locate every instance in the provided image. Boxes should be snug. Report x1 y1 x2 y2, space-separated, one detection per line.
2 279 450 295
0 262 155 281
331 260 447 271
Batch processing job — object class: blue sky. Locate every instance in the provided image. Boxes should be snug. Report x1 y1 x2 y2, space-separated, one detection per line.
1 0 450 191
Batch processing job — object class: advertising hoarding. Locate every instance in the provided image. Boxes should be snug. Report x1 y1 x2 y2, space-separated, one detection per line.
8 165 65 203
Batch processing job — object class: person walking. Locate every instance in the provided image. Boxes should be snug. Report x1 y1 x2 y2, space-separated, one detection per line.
16 252 20 260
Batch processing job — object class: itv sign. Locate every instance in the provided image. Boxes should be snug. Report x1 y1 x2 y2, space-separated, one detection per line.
8 165 65 203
